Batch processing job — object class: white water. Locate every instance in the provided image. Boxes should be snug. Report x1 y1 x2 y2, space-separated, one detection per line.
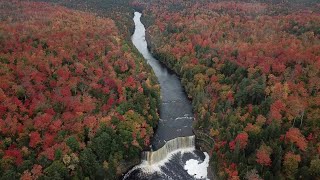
124 136 211 179
142 136 196 165
130 147 196 174
184 152 210 180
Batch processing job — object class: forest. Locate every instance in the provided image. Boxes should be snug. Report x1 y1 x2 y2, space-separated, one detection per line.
133 0 320 179
32 0 136 37
1 0 320 179
0 0 160 179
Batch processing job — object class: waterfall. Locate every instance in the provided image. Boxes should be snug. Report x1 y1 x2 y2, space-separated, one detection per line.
123 135 211 179
141 136 195 165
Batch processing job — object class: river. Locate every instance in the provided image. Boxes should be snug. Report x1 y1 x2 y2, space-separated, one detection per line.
122 12 210 180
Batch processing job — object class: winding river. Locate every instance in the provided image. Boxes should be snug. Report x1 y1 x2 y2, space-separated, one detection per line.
123 12 210 180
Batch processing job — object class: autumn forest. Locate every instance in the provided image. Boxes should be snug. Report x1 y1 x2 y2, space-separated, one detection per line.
0 0 159 179
0 0 319 180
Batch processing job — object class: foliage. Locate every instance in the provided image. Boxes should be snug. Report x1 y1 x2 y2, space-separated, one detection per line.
137 0 320 179
34 0 136 38
0 0 160 179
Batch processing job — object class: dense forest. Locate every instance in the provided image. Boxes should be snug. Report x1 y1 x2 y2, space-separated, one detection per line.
0 0 160 179
133 0 320 179
32 0 135 37
1 0 320 179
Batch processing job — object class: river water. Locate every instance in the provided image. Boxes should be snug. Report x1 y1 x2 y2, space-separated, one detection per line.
122 12 210 180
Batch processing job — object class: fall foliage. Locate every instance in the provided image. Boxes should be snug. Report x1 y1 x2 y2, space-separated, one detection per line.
135 0 320 179
0 0 160 179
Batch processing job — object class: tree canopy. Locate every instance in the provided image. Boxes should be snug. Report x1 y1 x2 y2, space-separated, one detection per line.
136 0 320 179
0 0 160 179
